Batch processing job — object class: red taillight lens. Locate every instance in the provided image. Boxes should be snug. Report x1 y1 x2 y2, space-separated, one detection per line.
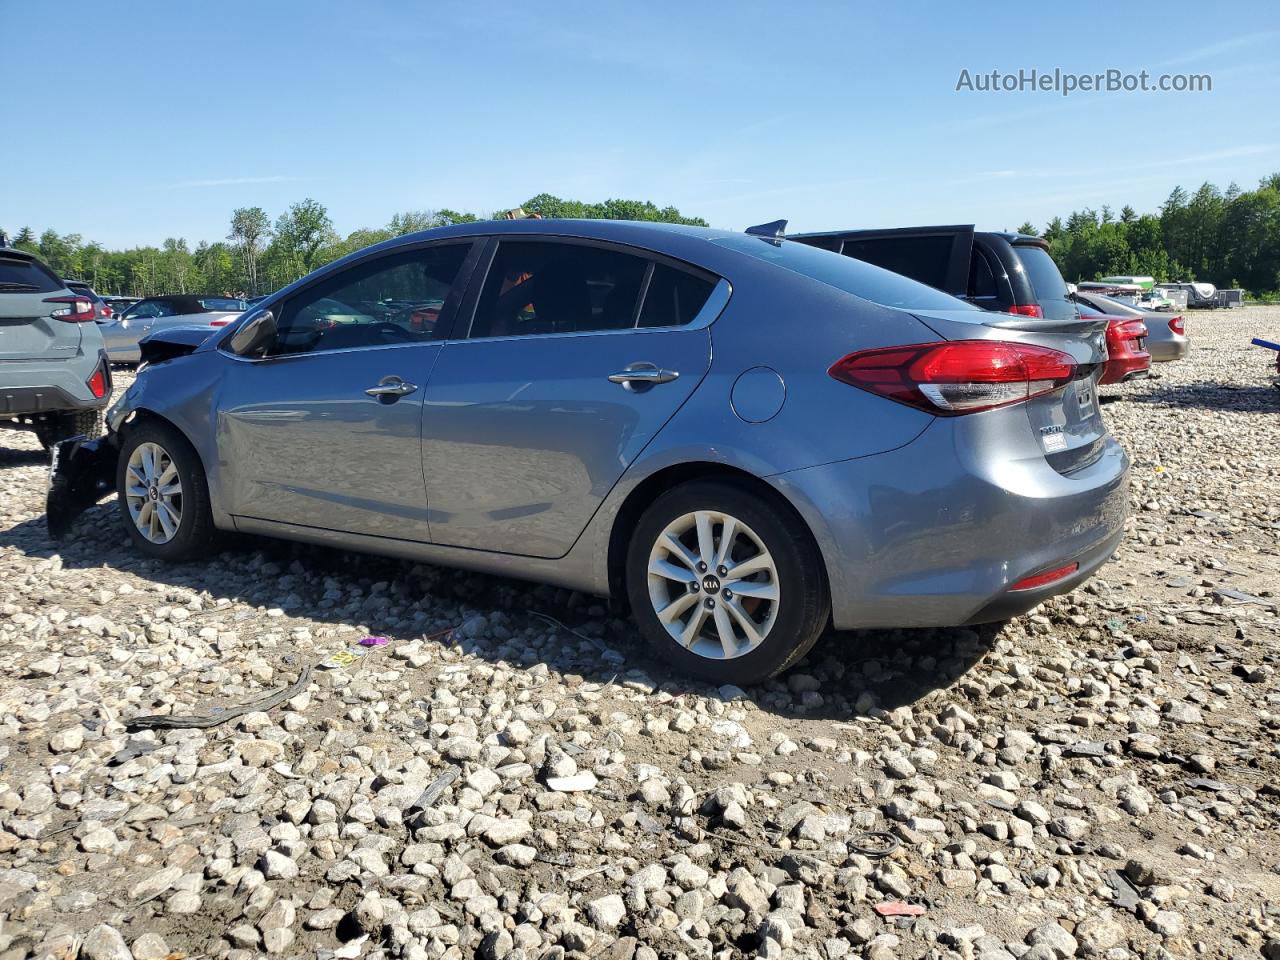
43 296 95 322
1010 562 1079 591
1168 316 1185 335
87 367 107 399
100 305 113 319
829 340 1077 415
208 319 232 327
1007 304 1043 318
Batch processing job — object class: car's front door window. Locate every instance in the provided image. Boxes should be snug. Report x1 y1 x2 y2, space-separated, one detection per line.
271 244 471 356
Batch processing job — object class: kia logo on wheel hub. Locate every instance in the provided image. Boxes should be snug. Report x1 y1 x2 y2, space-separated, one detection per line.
701 574 721 594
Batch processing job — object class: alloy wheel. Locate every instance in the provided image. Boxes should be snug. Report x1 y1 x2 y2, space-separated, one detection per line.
646 510 780 660
124 441 183 544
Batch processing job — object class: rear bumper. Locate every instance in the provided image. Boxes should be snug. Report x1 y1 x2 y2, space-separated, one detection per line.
0 350 111 417
47 433 121 537
1147 335 1189 362
1101 352 1150 384
768 419 1130 631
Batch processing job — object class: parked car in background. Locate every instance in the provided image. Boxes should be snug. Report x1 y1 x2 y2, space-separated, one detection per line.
48 218 1128 685
1 246 111 449
105 296 140 313
63 280 115 323
1074 290 1189 362
1078 302 1151 384
792 226 1077 322
98 294 245 364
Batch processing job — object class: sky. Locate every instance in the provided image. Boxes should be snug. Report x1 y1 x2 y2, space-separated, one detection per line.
3 0 1279 248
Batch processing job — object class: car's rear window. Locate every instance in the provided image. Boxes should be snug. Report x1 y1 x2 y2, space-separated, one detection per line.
1013 245 1069 301
198 297 247 311
0 254 63 293
710 235 976 311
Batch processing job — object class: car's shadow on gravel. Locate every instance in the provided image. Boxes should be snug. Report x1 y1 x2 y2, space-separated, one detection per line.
0 501 1003 721
1129 381 1278 413
0 445 48 469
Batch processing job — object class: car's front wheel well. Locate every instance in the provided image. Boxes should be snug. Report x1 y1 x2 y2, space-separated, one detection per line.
606 461 826 614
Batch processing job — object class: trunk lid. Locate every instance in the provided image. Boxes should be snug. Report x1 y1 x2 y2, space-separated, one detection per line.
0 251 81 360
912 307 1111 474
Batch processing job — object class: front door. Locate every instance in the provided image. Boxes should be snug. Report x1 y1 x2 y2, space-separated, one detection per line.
218 241 477 542
421 238 722 558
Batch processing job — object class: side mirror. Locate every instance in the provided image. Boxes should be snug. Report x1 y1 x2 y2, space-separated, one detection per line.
227 310 277 358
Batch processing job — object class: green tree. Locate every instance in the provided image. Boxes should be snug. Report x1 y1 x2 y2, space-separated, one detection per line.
274 198 335 275
1015 222 1038 236
229 207 271 295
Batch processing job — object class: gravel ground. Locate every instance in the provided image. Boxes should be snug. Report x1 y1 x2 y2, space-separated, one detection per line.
2 307 1278 960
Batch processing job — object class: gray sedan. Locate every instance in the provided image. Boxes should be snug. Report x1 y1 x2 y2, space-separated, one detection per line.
1074 291 1189 362
49 219 1128 685
97 294 243 363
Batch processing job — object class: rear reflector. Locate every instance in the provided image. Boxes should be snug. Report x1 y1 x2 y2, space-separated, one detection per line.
87 367 107 399
1007 304 1043 318
1168 315 1185 335
1010 562 1079 592
43 295 95 322
829 340 1077 415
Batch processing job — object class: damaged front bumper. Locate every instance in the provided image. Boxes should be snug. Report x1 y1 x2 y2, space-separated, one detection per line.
47 433 121 538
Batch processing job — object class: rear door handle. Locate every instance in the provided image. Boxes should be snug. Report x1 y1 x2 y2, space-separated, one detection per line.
365 377 418 398
608 364 680 386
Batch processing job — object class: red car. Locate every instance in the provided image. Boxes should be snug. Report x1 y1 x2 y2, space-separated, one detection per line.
1079 304 1151 384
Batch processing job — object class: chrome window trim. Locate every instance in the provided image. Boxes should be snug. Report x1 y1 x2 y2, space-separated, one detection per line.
456 276 732 345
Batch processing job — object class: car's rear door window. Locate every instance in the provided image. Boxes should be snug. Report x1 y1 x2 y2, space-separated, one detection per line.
637 264 715 328
469 241 649 338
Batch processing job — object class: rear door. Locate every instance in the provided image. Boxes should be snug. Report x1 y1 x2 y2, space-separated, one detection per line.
421 238 720 558
0 251 80 360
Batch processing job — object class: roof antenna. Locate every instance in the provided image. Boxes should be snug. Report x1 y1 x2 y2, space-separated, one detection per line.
745 219 787 242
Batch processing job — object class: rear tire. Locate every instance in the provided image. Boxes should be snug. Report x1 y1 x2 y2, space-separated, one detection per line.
626 480 830 686
116 421 220 561
34 409 103 451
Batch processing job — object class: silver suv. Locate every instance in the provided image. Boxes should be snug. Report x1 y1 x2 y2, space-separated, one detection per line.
0 245 111 449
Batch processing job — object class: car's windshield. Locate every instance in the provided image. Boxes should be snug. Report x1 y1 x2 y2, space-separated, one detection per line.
710 235 977 311
198 297 246 311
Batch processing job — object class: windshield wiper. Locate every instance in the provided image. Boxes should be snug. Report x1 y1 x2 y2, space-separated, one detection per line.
0 282 42 292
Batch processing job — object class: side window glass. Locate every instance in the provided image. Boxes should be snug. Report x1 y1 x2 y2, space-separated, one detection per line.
271 244 469 356
470 242 648 338
638 264 715 328
968 249 997 299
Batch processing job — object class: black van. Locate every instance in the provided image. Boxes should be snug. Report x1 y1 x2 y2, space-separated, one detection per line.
790 226 1077 322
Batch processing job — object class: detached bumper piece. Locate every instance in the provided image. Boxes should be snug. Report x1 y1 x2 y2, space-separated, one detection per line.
47 435 120 538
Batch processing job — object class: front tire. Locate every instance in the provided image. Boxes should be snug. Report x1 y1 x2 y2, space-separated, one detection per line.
116 421 219 561
626 480 830 686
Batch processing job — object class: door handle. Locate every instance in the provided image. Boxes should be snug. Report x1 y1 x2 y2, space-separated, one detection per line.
365 377 418 398
608 364 680 386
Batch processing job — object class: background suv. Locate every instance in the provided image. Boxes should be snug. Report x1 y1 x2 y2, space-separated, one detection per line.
791 226 1077 321
0 246 111 449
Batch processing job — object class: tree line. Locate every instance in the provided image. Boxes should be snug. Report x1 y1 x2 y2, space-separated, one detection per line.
7 173 1279 297
2 194 708 298
1014 172 1280 295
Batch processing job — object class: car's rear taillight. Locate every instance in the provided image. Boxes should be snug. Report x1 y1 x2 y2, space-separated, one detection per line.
829 340 1077 415
43 295 96 322
1117 319 1147 342
87 367 107 399
1007 304 1043 318
208 318 232 327
100 305 113 319
1010 561 1079 591
1168 315 1185 335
